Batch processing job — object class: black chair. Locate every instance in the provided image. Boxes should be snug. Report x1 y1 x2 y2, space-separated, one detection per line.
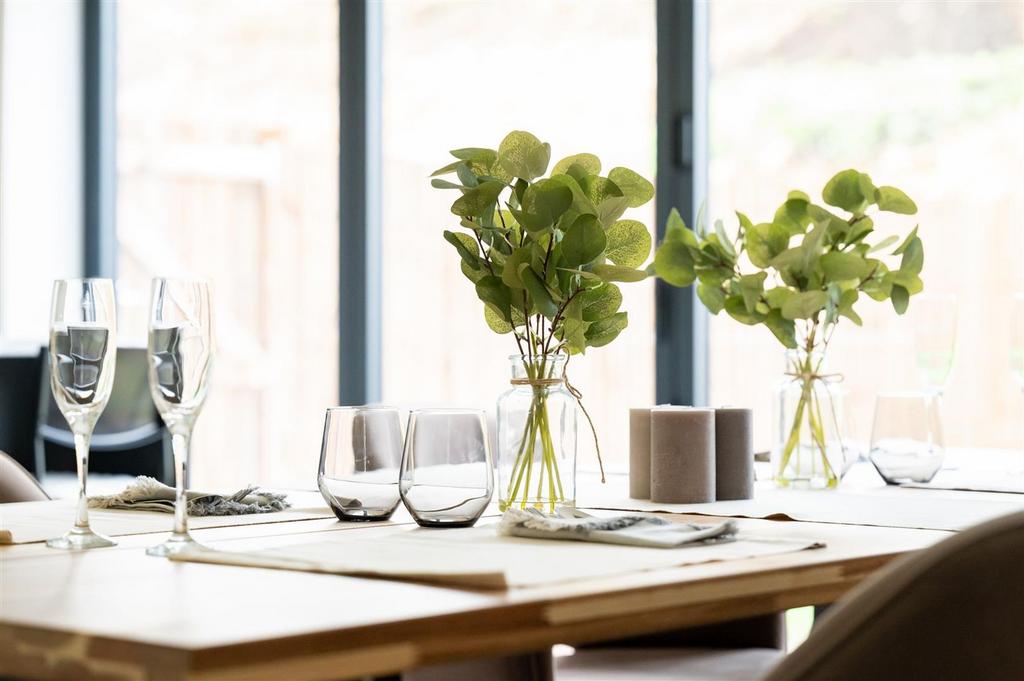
36 346 173 484
0 347 44 475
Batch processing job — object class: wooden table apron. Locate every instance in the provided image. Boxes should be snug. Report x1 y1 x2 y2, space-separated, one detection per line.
0 513 949 681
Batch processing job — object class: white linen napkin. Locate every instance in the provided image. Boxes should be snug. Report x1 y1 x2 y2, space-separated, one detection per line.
498 507 737 548
88 476 290 516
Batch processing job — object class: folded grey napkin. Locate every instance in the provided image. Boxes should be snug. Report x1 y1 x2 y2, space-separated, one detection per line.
498 507 737 548
88 476 290 516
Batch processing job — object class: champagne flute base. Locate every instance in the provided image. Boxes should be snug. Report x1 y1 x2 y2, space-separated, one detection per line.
46 526 117 550
146 531 208 557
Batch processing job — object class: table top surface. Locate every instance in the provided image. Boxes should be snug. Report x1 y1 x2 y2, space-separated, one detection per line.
1 494 954 681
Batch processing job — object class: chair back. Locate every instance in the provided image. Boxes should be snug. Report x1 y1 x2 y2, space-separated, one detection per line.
0 449 49 503
766 511 1024 681
0 346 44 475
36 347 171 482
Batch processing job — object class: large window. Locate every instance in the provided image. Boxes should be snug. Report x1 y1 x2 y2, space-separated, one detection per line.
707 0 1024 454
116 0 339 487
380 0 658 470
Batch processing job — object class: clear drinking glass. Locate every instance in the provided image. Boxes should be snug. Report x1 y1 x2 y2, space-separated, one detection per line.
318 406 403 521
145 279 214 556
46 279 118 550
869 392 945 484
911 294 958 394
399 408 493 528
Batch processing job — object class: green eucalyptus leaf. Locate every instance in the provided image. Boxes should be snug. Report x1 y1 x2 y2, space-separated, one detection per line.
654 240 695 287
891 284 910 314
581 283 622 321
821 251 873 281
451 180 504 218
747 222 789 268
456 162 479 188
431 178 466 190
788 190 811 202
822 169 871 213
598 195 630 227
774 198 812 236
501 247 532 289
862 276 893 302
664 208 699 247
560 303 589 354
585 311 628 347
450 147 497 167
697 282 726 314
608 167 655 208
562 214 607 267
899 237 924 275
475 275 512 321
714 219 737 258
605 220 652 269
738 272 767 313
781 291 828 320
875 186 918 214
845 216 874 244
868 234 900 253
724 295 764 325
552 153 601 176
497 131 549 180
581 175 624 208
443 230 480 270
484 304 513 334
801 223 828 272
764 287 794 310
590 263 648 283
519 266 558 319
764 309 798 348
461 259 486 283
695 266 733 287
893 225 919 254
518 179 574 232
430 160 464 177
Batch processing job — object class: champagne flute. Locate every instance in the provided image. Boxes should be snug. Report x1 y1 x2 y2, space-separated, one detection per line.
145 279 213 556
46 279 118 550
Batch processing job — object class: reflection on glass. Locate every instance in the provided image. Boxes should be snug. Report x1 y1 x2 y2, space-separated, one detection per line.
911 294 958 394
869 392 945 484
318 406 403 521
146 279 214 557
46 279 118 550
399 409 493 528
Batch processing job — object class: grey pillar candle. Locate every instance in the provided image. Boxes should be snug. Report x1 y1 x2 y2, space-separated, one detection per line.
650 407 715 504
715 408 754 500
629 408 652 499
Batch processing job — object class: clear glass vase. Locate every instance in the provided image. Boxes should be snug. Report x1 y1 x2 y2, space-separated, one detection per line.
496 354 578 513
772 348 849 489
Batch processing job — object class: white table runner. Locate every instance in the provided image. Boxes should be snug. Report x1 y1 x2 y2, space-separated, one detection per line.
168 519 822 590
0 492 337 544
578 469 1024 532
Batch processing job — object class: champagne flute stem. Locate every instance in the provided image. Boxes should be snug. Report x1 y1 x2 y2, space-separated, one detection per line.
171 431 191 536
73 431 91 530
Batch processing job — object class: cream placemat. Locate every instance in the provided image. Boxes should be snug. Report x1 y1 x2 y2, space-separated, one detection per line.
168 520 823 590
0 493 337 545
901 470 1024 495
578 473 1024 532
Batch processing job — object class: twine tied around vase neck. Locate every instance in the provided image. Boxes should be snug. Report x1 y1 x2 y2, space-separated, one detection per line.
785 370 844 383
509 354 606 484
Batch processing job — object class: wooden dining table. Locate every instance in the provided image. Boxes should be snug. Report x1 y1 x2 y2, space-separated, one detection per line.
0 490 954 681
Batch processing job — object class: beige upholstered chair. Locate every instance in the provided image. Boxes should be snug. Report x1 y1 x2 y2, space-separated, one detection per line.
0 449 49 503
558 510 1024 681
766 509 1024 681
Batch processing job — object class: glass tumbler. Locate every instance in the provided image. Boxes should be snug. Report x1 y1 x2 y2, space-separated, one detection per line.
869 392 945 484
399 408 493 528
318 406 404 521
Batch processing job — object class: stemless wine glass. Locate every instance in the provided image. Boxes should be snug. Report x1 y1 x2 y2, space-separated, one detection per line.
46 279 118 550
911 294 958 394
318 406 404 521
399 408 493 528
869 392 945 484
145 279 213 556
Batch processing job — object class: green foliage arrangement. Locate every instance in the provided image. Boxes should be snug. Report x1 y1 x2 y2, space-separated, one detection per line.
653 169 924 486
432 130 656 508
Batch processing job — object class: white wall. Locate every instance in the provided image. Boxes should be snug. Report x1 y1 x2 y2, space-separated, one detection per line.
0 0 83 343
